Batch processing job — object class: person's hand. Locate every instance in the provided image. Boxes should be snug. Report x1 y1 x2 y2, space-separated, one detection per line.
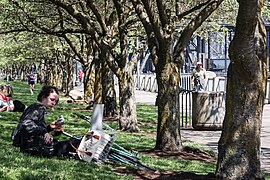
50 116 64 129
44 133 53 144
51 127 63 136
50 121 63 133
50 119 64 129
50 120 59 129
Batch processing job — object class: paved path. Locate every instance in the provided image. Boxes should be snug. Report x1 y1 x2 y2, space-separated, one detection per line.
181 105 270 175
133 89 270 175
260 105 270 175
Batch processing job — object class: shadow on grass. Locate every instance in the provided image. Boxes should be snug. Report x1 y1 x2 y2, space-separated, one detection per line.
113 166 216 180
139 148 216 164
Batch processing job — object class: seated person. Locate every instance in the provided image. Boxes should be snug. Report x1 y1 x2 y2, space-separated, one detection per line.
0 91 13 112
14 85 80 157
0 90 25 112
0 100 10 112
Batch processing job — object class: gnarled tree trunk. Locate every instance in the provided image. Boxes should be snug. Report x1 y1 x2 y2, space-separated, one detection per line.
102 62 117 117
118 64 139 132
216 0 267 179
155 60 182 151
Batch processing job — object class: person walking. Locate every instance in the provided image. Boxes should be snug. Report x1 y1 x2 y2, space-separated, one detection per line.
27 71 35 95
78 70 84 86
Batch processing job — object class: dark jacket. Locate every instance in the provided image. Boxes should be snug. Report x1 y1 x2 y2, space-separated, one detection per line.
27 74 35 83
17 103 80 157
19 103 52 150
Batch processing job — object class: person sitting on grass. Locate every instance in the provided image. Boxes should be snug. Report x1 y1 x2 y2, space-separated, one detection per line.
0 86 26 112
13 85 80 157
0 90 14 112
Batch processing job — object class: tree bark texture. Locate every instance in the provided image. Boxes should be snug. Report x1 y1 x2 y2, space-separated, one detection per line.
216 0 267 179
155 60 182 151
94 60 103 104
154 40 182 151
62 53 74 95
118 65 139 132
82 64 94 103
102 62 117 117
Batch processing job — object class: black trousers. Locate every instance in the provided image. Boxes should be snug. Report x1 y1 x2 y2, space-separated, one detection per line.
21 138 81 158
53 138 81 157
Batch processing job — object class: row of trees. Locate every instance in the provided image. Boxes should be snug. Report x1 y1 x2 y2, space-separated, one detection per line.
0 0 269 178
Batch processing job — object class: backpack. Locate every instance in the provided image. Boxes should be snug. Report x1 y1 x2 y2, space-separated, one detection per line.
11 123 23 147
13 100 26 112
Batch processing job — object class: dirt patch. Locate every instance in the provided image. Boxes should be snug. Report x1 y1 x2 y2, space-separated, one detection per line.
113 167 216 180
112 147 216 179
140 147 216 164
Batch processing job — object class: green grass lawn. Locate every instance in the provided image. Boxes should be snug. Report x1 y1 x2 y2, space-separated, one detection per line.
0 80 218 179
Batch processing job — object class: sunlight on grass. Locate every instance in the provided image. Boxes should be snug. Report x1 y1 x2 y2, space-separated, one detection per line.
146 155 215 174
0 80 226 179
113 132 155 150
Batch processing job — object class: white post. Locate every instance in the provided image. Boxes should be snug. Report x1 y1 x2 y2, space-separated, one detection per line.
90 104 104 131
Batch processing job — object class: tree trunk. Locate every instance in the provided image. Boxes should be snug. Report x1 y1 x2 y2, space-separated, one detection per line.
102 61 117 117
93 61 103 104
216 0 267 179
62 53 74 95
82 63 95 103
118 66 139 132
155 60 182 151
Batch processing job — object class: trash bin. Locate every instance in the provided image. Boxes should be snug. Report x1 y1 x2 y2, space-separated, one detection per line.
192 91 225 130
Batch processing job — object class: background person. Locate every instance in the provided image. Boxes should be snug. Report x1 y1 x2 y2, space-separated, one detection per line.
0 90 14 112
27 71 35 95
0 85 25 112
78 70 84 86
191 62 206 92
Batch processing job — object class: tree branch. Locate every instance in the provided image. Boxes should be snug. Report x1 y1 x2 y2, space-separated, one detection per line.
141 0 163 42
62 34 84 63
177 0 212 21
85 0 108 35
156 0 168 28
49 0 92 32
173 0 224 61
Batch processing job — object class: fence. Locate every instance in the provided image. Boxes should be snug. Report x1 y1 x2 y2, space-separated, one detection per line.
135 73 227 92
135 73 270 102
135 74 158 92
179 89 193 128
134 73 270 128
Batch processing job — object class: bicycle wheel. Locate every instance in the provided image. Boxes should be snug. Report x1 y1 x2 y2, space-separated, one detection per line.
108 148 155 171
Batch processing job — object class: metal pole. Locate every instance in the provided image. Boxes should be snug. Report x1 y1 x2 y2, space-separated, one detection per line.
224 33 228 72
